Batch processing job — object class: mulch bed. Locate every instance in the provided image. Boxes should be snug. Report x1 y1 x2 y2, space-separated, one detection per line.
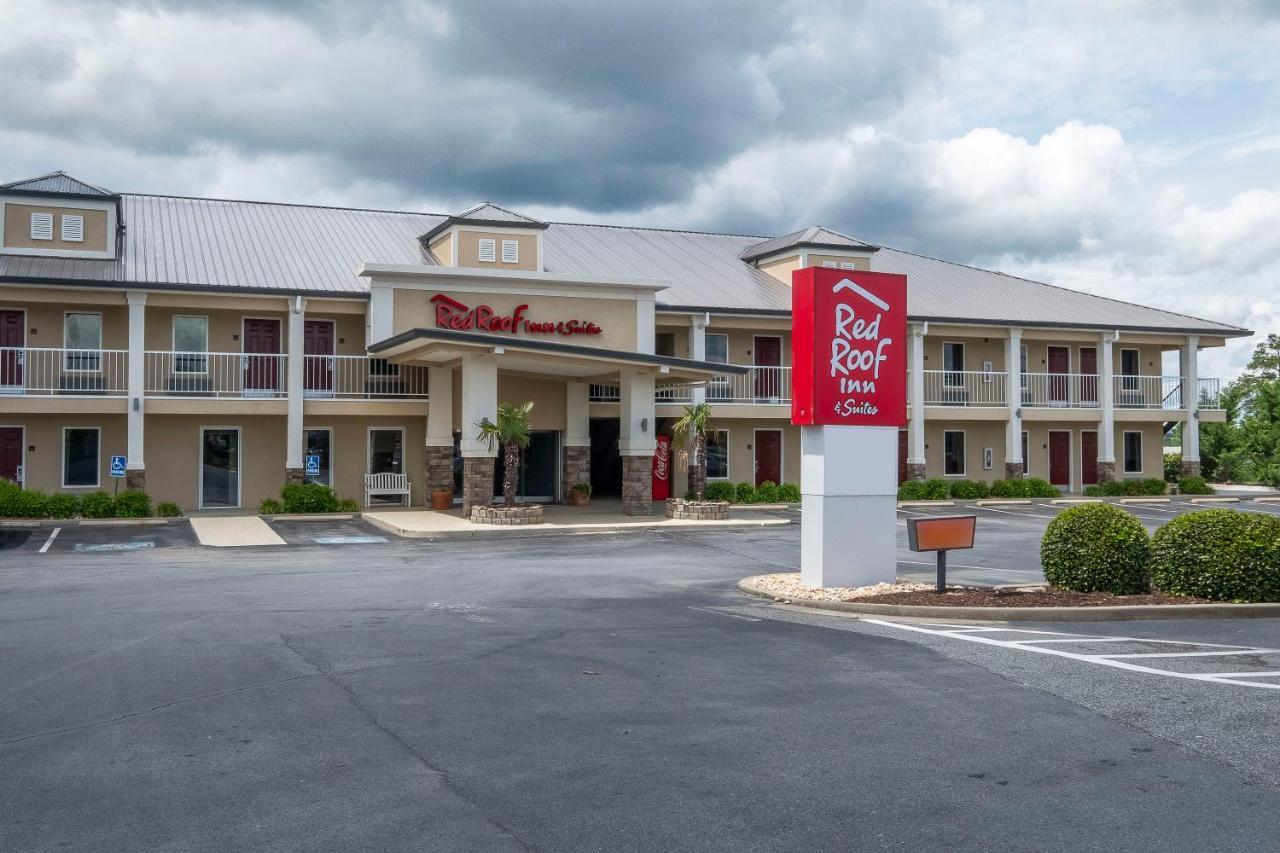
861 588 1206 607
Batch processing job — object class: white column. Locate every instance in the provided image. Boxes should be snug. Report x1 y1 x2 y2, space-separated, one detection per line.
426 366 454 448
801 425 898 588
618 368 656 457
286 297 306 472
126 291 146 473
907 323 926 471
1099 332 1117 473
688 315 708 407
565 381 590 448
459 354 498 457
1005 327 1022 473
1182 335 1200 467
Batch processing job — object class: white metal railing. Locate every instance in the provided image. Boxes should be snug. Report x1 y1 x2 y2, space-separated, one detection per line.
1197 377 1221 409
1021 372 1102 408
0 347 128 396
589 365 791 405
145 351 287 398
303 355 428 399
919 370 1007 406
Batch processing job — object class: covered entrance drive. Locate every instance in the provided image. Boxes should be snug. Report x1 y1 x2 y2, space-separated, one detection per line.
369 327 744 516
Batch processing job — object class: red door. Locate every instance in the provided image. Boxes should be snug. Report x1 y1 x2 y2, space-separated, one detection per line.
898 430 909 485
0 427 21 484
1049 431 1071 488
242 319 281 392
1081 430 1098 486
303 320 334 393
1079 347 1098 404
0 310 23 388
1048 346 1070 404
754 336 782 398
755 430 782 486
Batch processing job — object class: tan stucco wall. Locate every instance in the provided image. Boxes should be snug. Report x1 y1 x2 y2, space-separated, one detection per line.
923 335 1006 372
690 417 800 486
756 254 801 285
301 415 427 507
1 414 127 493
3 203 110 252
0 300 128 349
496 376 567 430
455 229 539 271
143 307 288 352
428 231 454 266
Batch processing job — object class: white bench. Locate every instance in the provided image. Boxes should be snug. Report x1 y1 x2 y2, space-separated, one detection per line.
364 472 411 506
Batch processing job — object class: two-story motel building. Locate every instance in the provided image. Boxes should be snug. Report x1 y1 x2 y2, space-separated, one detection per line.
0 172 1249 514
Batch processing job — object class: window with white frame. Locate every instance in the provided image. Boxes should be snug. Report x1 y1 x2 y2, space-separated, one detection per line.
942 342 965 387
1123 431 1143 474
943 430 966 476
60 215 84 242
477 238 496 262
501 239 519 263
304 428 332 486
63 427 99 487
705 429 729 479
172 316 209 373
30 212 53 241
64 312 102 371
705 334 729 400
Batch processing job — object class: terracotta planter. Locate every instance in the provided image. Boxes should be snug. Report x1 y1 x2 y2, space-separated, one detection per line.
430 489 453 511
567 490 591 507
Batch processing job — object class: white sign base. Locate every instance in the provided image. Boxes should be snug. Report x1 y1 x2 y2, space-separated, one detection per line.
800 425 898 588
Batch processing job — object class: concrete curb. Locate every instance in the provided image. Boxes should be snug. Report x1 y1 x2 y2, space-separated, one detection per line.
79 517 173 527
975 499 1032 506
1119 497 1171 504
1051 498 1103 505
1 517 181 528
728 503 799 511
362 514 791 540
737 578 1280 622
1190 497 1240 504
267 513 356 522
898 500 955 508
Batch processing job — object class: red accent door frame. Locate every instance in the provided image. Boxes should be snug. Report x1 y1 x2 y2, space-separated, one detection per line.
754 429 783 486
1048 430 1072 490
0 309 24 388
303 319 335 393
0 426 23 485
1081 430 1099 486
242 318 281 392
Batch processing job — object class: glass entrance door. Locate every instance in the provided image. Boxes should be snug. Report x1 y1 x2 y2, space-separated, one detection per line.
368 428 405 505
492 430 560 502
201 428 240 509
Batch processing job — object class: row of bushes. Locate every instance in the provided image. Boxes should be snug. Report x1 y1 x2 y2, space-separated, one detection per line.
259 482 360 515
897 478 1060 501
1041 503 1280 602
1081 476 1214 497
702 480 801 504
0 481 180 519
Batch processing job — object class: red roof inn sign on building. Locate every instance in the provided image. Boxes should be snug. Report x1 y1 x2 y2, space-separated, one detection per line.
792 268 908 588
432 293 603 337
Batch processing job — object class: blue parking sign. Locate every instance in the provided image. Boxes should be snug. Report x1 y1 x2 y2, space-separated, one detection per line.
304 455 321 477
110 455 127 478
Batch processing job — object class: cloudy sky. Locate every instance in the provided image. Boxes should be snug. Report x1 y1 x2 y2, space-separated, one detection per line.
2 0 1277 377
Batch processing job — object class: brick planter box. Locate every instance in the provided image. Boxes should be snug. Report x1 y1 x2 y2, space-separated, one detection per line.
665 498 730 521
470 504 546 525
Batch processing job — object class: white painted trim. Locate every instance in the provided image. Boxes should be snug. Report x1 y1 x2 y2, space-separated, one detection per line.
752 427 784 485
198 426 242 510
1122 429 1144 475
1048 428 1073 490
303 425 334 487
61 425 101 489
942 429 966 477
0 424 26 487
0 197 118 259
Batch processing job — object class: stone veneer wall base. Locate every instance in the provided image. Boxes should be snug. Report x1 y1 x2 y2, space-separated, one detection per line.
1180 460 1202 478
1096 461 1117 483
562 445 591 503
425 445 454 498
906 463 927 482
665 499 729 521
470 504 545 525
1003 463 1024 480
125 470 146 490
462 457 496 516
621 455 652 516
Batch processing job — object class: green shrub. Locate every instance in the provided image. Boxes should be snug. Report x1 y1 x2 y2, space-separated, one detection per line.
280 482 341 513
734 481 757 503
11 489 50 518
259 498 285 515
705 481 735 502
1022 478 1061 498
78 491 115 519
45 493 80 518
114 489 152 518
777 483 801 503
1083 479 1168 498
0 480 21 517
948 479 990 500
155 501 183 518
1150 510 1280 602
897 478 950 501
1040 502 1151 594
755 480 781 503
1138 478 1169 496
337 498 360 512
1164 453 1181 483
1176 476 1213 496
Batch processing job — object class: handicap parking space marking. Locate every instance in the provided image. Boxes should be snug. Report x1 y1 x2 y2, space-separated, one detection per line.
72 541 156 553
312 534 387 545
37 527 61 553
867 620 1280 690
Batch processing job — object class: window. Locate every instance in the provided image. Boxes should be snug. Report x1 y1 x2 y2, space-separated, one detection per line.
501 240 519 263
839 262 856 270
477 238 496 262
1123 431 1143 474
30 212 53 241
821 261 837 268
1121 348 1141 395
705 430 729 479
172 316 209 373
64 312 102 371
61 215 84 242
304 428 332 486
654 332 676 357
62 427 99 487
705 334 728 364
1021 431 1029 475
943 430 966 476
942 342 964 388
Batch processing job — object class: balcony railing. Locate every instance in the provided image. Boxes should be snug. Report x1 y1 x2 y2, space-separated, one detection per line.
909 370 1224 410
591 365 791 405
1021 373 1101 408
0 347 129 396
145 351 288 398
303 355 428 399
919 370 1007 406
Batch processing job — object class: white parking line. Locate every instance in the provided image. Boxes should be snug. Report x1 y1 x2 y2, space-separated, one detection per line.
1098 649 1277 659
867 620 1280 690
38 527 60 554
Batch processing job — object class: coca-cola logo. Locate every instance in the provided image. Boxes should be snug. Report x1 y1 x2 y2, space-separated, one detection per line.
653 439 669 481
431 294 602 337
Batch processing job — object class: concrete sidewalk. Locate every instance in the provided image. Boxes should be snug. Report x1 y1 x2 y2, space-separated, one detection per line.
188 515 286 547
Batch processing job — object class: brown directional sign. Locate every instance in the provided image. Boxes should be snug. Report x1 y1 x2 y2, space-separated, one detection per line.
906 515 976 553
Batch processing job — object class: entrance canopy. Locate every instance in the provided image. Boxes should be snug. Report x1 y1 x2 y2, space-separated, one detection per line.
369 326 747 385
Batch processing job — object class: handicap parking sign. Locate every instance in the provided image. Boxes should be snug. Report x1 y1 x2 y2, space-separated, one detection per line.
110 455 127 478
304 455 321 477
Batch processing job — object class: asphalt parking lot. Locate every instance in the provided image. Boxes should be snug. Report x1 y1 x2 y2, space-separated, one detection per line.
2 524 1279 852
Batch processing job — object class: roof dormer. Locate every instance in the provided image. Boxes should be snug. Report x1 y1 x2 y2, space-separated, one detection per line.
422 202 548 272
742 226 878 284
0 171 122 260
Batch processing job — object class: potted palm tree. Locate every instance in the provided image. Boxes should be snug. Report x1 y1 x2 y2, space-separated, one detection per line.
473 401 544 524
668 402 729 521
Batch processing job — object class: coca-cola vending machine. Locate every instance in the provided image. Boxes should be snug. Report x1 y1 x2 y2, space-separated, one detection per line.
652 435 671 501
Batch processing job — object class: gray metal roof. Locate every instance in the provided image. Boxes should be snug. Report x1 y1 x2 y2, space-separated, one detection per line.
453 202 543 224
0 171 116 197
739 226 878 261
0 189 1248 336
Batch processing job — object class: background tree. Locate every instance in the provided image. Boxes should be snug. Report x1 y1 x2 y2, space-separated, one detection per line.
1200 334 1280 486
672 402 714 500
476 401 533 507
